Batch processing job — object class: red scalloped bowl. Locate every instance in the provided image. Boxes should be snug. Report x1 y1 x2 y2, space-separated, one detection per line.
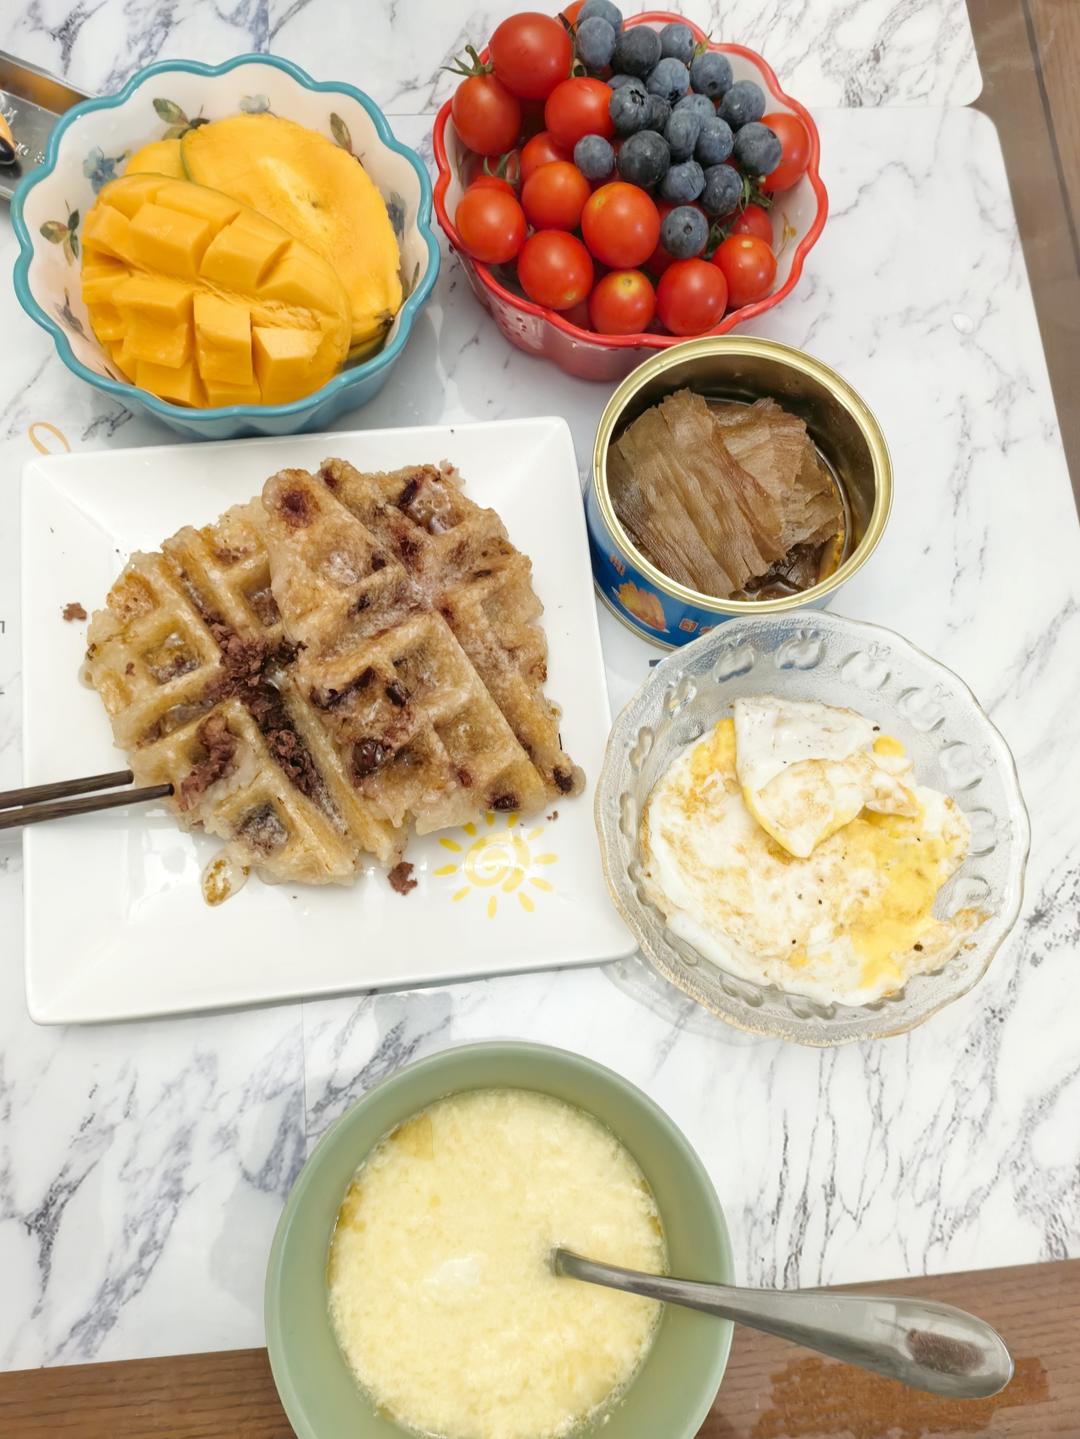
433 10 827 382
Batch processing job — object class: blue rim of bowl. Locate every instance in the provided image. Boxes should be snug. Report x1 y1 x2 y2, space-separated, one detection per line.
10 53 441 425
264 1039 733 1439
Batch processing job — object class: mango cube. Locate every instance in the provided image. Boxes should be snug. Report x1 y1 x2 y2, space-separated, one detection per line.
135 359 204 407
79 175 350 408
128 203 213 279
110 274 192 368
193 293 253 384
260 248 342 315
199 211 288 291
204 378 264 407
252 327 322 405
88 303 125 342
100 173 163 218
113 273 193 326
125 318 192 369
82 204 138 263
81 256 127 305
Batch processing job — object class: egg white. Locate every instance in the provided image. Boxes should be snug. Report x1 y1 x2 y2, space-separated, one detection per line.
642 712 984 1007
734 696 918 859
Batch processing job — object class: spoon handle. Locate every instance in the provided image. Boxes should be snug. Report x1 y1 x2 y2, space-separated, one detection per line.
553 1250 1013 1401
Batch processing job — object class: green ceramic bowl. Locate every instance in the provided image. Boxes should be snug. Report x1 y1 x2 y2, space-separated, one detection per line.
265 1041 733 1439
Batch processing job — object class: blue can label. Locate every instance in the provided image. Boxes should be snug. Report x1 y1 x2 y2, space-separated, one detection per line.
585 480 727 646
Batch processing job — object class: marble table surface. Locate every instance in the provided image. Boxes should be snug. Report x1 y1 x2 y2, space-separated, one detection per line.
0 0 981 110
2 16 1079 1378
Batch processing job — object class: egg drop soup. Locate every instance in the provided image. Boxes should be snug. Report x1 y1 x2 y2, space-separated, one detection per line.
328 1087 667 1439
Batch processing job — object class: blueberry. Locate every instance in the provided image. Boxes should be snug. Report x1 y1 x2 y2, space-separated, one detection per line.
695 114 733 166
664 107 701 161
609 79 650 136
689 51 733 99
659 21 695 64
646 56 690 104
701 162 743 216
576 15 617 69
616 129 671 188
732 120 781 176
574 133 615 181
661 205 709 259
645 94 672 131
660 158 704 203
608 73 640 90
612 25 661 78
674 92 716 121
718 79 765 127
577 0 623 31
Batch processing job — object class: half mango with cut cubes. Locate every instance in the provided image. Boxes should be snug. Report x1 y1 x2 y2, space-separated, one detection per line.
180 114 403 356
80 173 352 408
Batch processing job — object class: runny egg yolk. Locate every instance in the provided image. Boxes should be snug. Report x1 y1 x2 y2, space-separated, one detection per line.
837 808 952 988
687 719 962 989
872 734 906 758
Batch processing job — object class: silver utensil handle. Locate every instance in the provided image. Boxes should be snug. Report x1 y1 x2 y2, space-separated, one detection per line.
553 1250 1013 1400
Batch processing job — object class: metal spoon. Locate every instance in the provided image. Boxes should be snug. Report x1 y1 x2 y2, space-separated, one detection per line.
553 1249 1013 1400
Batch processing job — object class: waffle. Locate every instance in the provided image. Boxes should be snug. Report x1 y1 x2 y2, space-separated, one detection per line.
84 460 584 898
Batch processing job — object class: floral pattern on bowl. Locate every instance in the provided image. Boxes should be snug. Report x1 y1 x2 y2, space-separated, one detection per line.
12 54 440 440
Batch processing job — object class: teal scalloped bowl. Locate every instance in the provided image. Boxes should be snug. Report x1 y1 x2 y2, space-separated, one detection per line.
11 55 440 440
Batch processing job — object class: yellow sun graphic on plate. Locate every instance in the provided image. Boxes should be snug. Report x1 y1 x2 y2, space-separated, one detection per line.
434 812 558 919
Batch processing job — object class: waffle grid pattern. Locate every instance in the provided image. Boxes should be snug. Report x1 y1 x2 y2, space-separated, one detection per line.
84 460 583 889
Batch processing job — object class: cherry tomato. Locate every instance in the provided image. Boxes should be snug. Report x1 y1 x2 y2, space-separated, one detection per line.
544 77 614 149
562 297 592 330
561 0 586 22
589 270 657 335
712 234 777 308
468 174 517 196
581 182 660 269
490 12 573 102
521 130 570 180
521 160 591 230
760 112 811 192
730 203 772 243
455 186 527 264
517 230 594 309
451 73 522 156
656 259 728 335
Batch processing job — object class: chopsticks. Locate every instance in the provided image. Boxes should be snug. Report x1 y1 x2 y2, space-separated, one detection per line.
0 770 173 831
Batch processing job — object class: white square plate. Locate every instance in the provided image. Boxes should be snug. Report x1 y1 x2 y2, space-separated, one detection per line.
21 418 632 1023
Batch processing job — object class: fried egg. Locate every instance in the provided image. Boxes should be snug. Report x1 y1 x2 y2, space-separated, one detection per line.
734 696 917 859
642 708 985 1007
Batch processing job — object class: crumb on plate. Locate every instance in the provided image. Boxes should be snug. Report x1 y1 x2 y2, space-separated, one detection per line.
388 861 417 895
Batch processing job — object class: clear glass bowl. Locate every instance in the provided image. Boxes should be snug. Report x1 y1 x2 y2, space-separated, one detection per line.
595 613 1030 1045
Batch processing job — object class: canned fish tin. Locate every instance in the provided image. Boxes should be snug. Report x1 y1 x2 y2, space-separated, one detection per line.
588 336 892 648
